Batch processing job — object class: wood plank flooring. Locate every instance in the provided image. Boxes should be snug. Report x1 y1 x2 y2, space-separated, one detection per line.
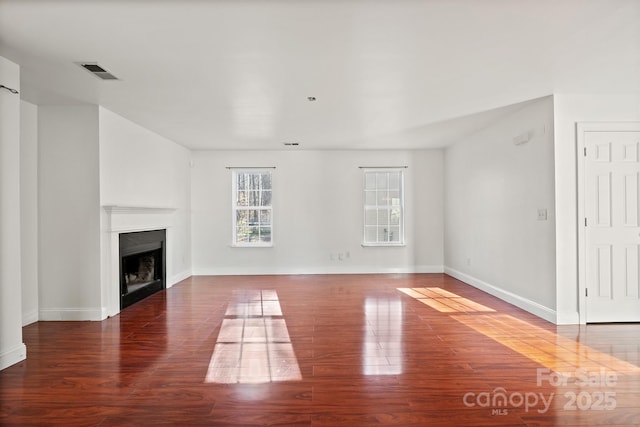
1 274 639 426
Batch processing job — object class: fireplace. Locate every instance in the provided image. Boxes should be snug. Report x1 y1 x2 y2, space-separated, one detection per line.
119 229 166 309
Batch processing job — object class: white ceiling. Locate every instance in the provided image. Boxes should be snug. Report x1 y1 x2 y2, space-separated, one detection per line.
1 0 639 150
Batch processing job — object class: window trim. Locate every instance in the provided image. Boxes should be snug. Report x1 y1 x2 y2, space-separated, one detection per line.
361 167 405 247
231 168 274 248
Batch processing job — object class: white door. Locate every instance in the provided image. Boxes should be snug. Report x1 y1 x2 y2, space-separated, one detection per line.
584 129 640 322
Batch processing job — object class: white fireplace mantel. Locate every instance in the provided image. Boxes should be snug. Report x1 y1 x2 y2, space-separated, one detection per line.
103 205 176 214
102 205 177 233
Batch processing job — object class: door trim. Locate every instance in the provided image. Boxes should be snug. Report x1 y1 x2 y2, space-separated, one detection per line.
577 122 640 324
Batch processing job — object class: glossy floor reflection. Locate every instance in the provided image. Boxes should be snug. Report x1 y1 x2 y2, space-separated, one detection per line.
398 287 496 313
205 289 302 384
1 274 639 426
363 298 403 375
451 313 640 375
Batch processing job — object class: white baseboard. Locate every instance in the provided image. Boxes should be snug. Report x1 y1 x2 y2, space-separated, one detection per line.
39 308 106 321
168 270 192 288
22 309 39 326
556 311 580 325
414 265 445 273
0 343 27 370
192 265 444 276
444 267 557 324
45 273 194 321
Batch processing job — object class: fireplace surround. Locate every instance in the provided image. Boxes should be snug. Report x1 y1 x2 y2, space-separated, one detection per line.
119 229 166 309
102 205 176 317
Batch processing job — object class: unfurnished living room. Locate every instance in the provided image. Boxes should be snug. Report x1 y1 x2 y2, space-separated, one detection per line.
1 1 639 426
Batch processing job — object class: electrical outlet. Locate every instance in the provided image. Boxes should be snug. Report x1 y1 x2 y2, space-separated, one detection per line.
537 209 548 221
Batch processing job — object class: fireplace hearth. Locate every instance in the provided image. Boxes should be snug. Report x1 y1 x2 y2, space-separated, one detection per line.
119 229 166 309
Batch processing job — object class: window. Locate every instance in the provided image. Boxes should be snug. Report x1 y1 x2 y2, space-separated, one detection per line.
232 169 273 246
363 169 404 246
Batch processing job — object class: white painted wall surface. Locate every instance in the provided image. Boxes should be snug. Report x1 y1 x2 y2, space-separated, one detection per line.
0 56 27 370
191 150 443 275
99 108 191 209
38 105 103 320
553 93 640 324
98 107 192 287
20 101 39 326
444 96 557 322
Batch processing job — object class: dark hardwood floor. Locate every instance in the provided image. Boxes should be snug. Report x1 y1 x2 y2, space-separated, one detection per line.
1 274 639 426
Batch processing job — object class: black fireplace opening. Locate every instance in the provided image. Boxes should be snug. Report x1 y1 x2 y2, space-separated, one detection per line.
119 229 166 310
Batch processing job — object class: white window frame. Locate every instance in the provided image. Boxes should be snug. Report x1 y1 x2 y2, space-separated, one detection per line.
362 168 405 247
231 169 274 247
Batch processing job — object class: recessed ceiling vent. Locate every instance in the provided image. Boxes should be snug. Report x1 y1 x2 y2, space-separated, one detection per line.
79 63 119 80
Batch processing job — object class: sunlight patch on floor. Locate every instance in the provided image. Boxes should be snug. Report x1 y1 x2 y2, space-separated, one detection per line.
451 313 640 375
205 289 302 384
397 287 496 313
398 286 639 377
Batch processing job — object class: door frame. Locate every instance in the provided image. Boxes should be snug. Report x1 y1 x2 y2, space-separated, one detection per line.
577 122 640 324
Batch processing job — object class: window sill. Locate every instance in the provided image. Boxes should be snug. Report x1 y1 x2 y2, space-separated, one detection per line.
230 244 274 248
361 243 406 248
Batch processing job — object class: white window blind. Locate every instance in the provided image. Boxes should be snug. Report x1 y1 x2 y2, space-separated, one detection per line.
362 169 404 246
232 169 273 247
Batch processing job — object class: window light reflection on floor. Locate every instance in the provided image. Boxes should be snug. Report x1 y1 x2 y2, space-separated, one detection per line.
363 298 403 375
451 313 640 375
205 289 302 384
397 287 496 313
397 286 640 377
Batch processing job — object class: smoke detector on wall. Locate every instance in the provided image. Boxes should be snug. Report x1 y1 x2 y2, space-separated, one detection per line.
77 62 120 80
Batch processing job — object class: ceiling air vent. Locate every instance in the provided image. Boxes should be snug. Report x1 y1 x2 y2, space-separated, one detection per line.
79 63 119 80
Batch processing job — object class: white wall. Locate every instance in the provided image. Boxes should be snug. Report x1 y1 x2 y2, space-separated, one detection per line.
191 149 443 275
20 105 191 322
20 100 39 326
0 56 27 370
98 107 192 286
553 93 640 324
444 96 557 322
38 105 103 320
